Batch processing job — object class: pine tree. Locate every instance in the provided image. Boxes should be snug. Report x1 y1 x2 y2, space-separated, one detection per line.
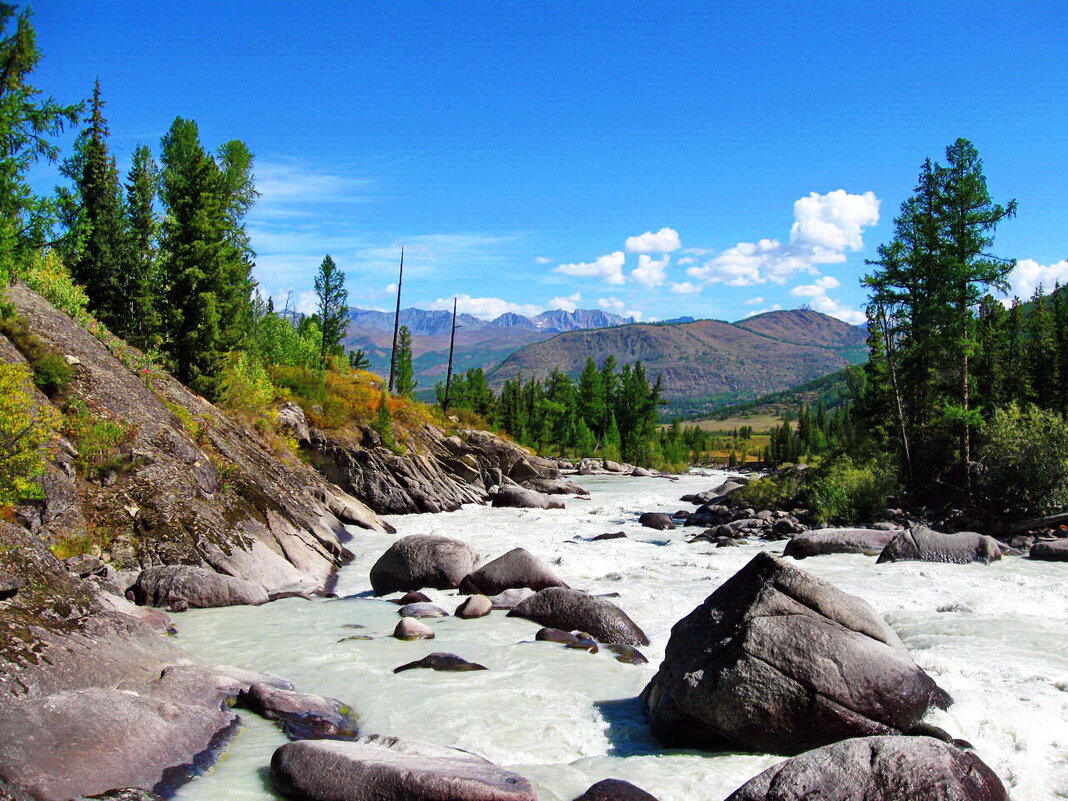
214 139 257 352
123 144 160 350
314 254 348 367
1026 285 1057 405
576 357 606 441
394 325 416 397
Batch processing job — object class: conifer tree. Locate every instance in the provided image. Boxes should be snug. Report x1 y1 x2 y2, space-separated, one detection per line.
123 144 160 349
394 325 416 397
1026 285 1057 404
314 254 348 367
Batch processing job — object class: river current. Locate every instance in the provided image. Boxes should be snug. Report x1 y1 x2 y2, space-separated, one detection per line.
171 472 1068 800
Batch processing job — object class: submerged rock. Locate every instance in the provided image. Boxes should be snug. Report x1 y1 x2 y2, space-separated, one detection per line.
369 535 478 595
240 682 359 741
877 526 1002 565
509 588 649 647
605 644 648 665
459 547 568 595
393 653 489 673
131 565 269 608
487 587 536 609
783 528 897 559
535 627 581 645
398 602 448 618
390 590 432 605
642 551 951 754
270 736 536 801
723 736 1007 801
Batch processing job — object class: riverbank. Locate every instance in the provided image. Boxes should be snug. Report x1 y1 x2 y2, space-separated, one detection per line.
169 472 1067 801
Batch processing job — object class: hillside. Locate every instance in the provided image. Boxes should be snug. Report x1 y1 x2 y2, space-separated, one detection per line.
488 309 867 404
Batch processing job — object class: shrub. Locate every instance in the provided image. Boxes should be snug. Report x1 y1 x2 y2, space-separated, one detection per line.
269 365 327 404
0 363 60 505
219 351 275 419
978 403 1068 516
0 310 72 397
165 401 203 442
732 471 805 510
65 399 135 479
31 352 72 397
806 456 898 525
19 251 91 324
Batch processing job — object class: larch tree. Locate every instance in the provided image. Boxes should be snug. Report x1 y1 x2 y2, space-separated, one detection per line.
314 254 348 367
123 144 160 350
394 325 416 397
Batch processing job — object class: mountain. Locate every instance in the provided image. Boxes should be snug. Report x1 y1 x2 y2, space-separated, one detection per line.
487 309 868 404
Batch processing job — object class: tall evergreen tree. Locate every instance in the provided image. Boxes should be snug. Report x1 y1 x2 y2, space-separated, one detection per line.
123 144 160 349
1026 285 1057 404
215 139 257 351
394 325 416 398
314 254 347 367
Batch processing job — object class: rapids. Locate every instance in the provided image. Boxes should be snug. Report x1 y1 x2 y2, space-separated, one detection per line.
171 472 1068 800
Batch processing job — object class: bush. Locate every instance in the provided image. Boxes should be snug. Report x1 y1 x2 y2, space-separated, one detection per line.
806 456 897 525
0 310 72 397
979 403 1068 516
219 351 275 419
732 471 805 510
269 365 327 404
0 363 60 505
65 399 135 479
31 352 72 397
19 251 91 324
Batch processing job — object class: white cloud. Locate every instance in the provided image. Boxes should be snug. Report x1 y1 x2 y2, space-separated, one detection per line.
422 294 545 320
631 254 670 289
676 256 696 266
625 309 646 322
598 297 625 310
624 227 681 254
789 275 865 324
745 304 783 317
670 281 702 294
744 296 765 305
535 256 553 265
687 190 880 287
556 251 626 285
294 290 318 316
253 160 373 220
1006 258 1068 302
549 292 582 312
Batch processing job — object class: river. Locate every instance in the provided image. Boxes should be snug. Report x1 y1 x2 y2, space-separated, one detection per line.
170 472 1068 801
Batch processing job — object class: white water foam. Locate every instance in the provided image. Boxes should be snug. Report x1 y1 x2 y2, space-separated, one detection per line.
171 472 1068 800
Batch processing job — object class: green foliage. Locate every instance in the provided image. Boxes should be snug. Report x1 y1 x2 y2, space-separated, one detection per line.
19 249 90 323
30 351 71 396
314 254 348 367
732 471 805 510
65 398 133 478
394 325 416 398
218 351 274 419
0 308 71 397
347 348 369 371
164 401 202 441
372 390 398 452
806 456 898 526
0 362 59 504
269 365 327 403
978 403 1068 516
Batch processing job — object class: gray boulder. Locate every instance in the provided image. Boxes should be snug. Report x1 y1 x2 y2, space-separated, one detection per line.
240 682 359 741
1029 539 1068 561
724 736 1007 801
638 513 675 531
784 528 898 559
522 477 589 496
369 535 478 595
573 778 659 800
394 618 435 640
491 485 565 510
0 569 25 600
394 653 488 673
487 587 536 609
509 588 649 647
877 526 1002 565
271 736 536 801
398 602 448 618
131 565 268 608
642 551 951 754
459 547 568 595
455 595 492 619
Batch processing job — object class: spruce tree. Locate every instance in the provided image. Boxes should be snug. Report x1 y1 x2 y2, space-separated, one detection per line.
394 325 416 397
215 139 257 351
123 144 160 349
1026 285 1057 405
314 254 348 367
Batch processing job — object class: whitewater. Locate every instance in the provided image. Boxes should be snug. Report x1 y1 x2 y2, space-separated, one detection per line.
170 472 1068 801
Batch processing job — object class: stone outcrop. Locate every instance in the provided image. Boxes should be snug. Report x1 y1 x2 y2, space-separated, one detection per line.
509 588 649 647
491 485 565 510
642 552 951 754
132 565 269 608
239 683 359 741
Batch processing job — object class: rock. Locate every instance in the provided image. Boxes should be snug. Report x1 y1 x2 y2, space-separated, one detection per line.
1009 534 1035 549
573 778 660 800
277 402 312 444
78 791 164 801
394 618 436 640
240 682 359 741
603 460 625 473
455 595 492 619
522 477 590 496
491 485 565 510
783 528 898 559
391 590 432 605
631 467 657 478
508 457 552 483
638 513 675 531
591 531 628 541
398 602 448 618
642 551 951 754
369 535 479 595
94 591 176 635
270 736 536 801
535 627 580 645
877 526 1002 565
1030 539 1068 561
566 634 599 653
131 565 269 608
0 569 26 600
459 547 568 595
509 588 649 647
723 736 1007 801
393 653 488 673
605 644 649 665
487 587 536 609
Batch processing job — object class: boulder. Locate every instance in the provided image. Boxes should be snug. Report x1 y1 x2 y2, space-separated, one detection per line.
723 736 1007 801
491 485 565 510
509 588 649 647
783 528 898 559
535 627 580 645
390 590 432 605
1029 539 1068 561
240 682 359 741
94 591 176 635
522 477 590 496
605 644 648 665
631 467 657 478
369 535 479 595
573 778 659 801
591 531 628 541
638 513 675 531
131 565 268 608
642 551 951 754
487 588 536 609
455 595 493 619
393 653 488 673
398 602 448 618
271 736 536 801
876 526 1002 565
459 548 568 595
394 618 435 641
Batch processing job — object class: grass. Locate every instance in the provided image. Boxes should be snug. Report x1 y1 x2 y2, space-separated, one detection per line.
680 414 786 434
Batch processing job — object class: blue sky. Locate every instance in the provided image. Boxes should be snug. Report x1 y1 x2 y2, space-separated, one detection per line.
26 1 1068 324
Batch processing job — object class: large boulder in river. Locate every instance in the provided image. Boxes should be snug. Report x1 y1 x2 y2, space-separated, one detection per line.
573 778 659 800
724 735 1007 801
1029 539 1068 561
491 485 565 510
876 526 1002 565
638 513 675 531
369 535 478 595
131 565 269 608
240 682 359 741
522 477 590 496
271 736 536 801
509 588 649 647
459 548 568 595
642 551 951 754
783 528 897 559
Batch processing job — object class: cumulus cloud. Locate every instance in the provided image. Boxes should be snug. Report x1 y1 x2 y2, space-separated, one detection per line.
744 296 765 305
1006 258 1068 302
745 304 783 317
556 251 626 285
549 292 582 312
598 297 625 310
632 254 670 289
624 227 681 254
625 309 646 322
535 256 553 265
789 275 865 324
670 281 702 294
687 190 880 287
423 295 546 319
